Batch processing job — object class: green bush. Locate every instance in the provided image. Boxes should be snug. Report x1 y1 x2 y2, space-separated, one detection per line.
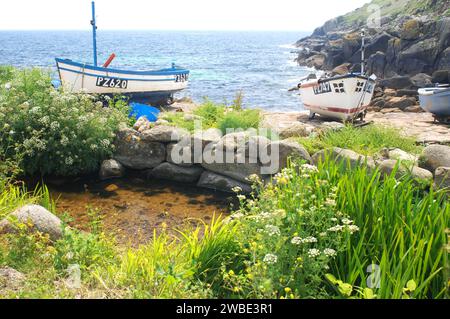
0 67 130 176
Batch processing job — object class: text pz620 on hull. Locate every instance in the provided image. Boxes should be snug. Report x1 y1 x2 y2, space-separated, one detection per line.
55 1 189 106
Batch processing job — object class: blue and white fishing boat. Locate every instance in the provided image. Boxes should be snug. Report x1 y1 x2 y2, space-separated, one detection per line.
55 1 189 105
418 86 450 123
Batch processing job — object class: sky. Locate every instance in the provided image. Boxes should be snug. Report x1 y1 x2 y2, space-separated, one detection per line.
0 0 372 31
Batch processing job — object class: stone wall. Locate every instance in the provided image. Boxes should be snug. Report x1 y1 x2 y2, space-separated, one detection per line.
102 118 311 193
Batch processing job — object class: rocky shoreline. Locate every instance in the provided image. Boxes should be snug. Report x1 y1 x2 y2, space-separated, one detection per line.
294 0 449 114
94 99 450 195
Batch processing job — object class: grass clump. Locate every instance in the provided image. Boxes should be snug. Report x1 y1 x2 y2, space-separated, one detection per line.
162 96 262 134
298 124 420 156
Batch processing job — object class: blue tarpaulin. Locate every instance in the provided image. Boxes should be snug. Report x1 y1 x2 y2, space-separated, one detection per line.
129 102 160 122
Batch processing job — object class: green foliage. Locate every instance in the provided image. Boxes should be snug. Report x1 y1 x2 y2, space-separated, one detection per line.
179 216 243 295
0 67 130 176
218 109 262 134
53 228 116 276
320 159 448 299
298 125 420 156
227 164 359 298
162 97 262 134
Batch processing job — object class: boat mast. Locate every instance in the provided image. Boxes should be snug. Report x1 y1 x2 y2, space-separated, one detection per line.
91 1 98 66
361 28 365 75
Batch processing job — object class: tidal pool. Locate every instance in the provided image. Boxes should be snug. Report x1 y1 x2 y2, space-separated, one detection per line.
43 176 233 245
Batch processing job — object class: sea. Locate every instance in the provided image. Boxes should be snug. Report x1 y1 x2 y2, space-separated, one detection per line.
0 31 312 112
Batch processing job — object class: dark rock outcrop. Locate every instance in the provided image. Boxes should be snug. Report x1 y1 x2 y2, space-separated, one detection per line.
295 1 449 80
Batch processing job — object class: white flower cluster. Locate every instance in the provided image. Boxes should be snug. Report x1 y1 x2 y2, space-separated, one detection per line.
291 236 317 245
307 249 321 258
263 254 278 265
265 225 281 237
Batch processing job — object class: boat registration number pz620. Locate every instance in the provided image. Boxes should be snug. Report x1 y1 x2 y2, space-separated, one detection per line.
96 76 128 89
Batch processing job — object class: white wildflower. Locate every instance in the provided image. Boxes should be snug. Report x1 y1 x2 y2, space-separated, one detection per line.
265 225 281 237
342 218 353 225
328 225 344 232
301 164 318 173
4 82 11 90
325 198 336 207
307 249 321 258
323 248 337 257
237 195 246 201
347 225 360 234
291 237 302 245
232 186 243 194
263 254 278 265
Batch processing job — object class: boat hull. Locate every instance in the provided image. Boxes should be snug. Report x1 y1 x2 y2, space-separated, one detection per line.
55 58 189 99
299 74 375 121
418 88 450 117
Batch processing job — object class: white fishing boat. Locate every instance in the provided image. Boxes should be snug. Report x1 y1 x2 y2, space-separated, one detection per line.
55 1 189 105
297 29 376 122
418 86 450 123
299 73 376 121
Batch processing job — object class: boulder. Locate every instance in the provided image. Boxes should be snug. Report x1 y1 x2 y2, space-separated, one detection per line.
99 159 125 180
383 88 397 97
379 76 413 90
411 73 432 88
141 125 189 143
434 167 450 191
367 51 387 78
191 128 223 149
432 70 450 84
378 160 433 183
0 205 63 241
197 171 252 194
305 54 325 69
215 132 250 153
312 147 375 169
166 141 195 167
385 96 416 110
0 267 25 290
404 105 423 113
150 162 204 183
263 140 311 173
278 122 312 139
396 89 419 97
319 121 345 131
332 63 352 75
245 135 271 161
133 117 153 132
401 19 421 40
419 145 450 173
379 148 418 164
114 129 166 170
202 151 263 184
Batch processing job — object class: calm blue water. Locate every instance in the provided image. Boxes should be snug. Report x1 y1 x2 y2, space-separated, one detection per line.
0 31 309 111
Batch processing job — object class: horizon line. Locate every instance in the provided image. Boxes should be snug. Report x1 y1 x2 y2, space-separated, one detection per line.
0 29 312 33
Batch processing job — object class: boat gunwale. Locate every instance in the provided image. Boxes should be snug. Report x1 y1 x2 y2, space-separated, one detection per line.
55 58 190 76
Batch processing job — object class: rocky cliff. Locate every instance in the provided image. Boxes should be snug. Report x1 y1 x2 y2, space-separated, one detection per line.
296 0 450 82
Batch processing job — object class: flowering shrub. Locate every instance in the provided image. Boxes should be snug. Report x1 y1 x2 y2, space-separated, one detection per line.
0 68 129 176
226 163 358 298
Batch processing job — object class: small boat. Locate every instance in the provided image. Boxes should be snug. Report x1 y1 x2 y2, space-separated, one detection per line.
55 1 189 105
297 29 376 122
418 86 450 123
298 73 376 121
